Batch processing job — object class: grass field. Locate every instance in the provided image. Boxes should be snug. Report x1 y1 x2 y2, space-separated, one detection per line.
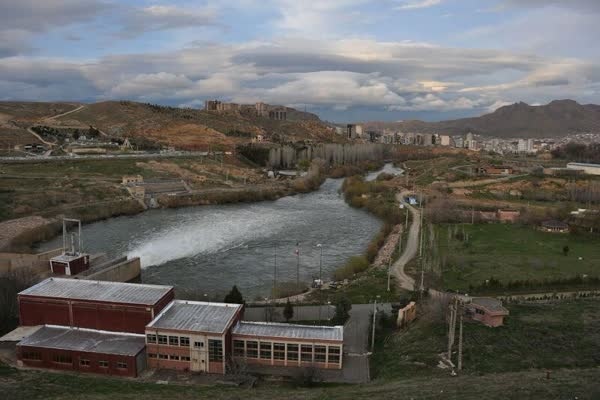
371 299 600 380
432 223 600 292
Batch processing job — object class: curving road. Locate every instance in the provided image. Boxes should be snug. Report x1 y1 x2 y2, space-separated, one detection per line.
391 191 420 291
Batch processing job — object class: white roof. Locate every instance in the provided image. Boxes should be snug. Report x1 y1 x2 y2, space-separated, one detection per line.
232 321 343 341
147 300 242 334
19 277 172 306
18 325 145 356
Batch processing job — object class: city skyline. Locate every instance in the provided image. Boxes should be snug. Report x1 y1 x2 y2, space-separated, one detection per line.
1 0 600 122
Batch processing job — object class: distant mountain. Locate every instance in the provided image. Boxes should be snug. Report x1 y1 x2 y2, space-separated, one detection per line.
364 100 600 138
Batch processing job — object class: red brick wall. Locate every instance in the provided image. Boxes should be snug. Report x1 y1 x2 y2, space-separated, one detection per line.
18 295 169 334
17 345 140 377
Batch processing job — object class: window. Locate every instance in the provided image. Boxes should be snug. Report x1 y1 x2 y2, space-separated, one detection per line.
22 352 42 361
475 308 485 315
286 344 298 361
181 356 191 362
233 340 245 357
314 345 326 363
328 346 341 363
169 336 179 346
274 343 285 360
246 341 258 358
146 334 157 344
301 345 313 362
157 335 168 345
169 355 180 361
80 359 90 366
194 341 204 348
99 360 109 368
158 354 168 360
260 342 272 359
179 337 190 347
52 354 72 364
208 339 223 362
116 362 127 369
148 353 157 359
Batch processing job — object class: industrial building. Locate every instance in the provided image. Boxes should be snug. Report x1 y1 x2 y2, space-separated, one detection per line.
567 162 600 176
18 278 174 334
14 279 344 378
231 321 343 370
17 326 146 377
145 300 243 374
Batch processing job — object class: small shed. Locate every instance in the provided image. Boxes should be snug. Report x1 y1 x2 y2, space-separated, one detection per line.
540 220 570 233
465 297 509 328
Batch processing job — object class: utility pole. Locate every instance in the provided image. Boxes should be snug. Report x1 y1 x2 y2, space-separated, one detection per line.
447 297 457 360
296 242 300 291
371 299 377 352
387 259 391 292
458 310 463 372
273 242 277 298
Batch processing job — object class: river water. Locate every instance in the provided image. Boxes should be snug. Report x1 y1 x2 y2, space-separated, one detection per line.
38 172 397 299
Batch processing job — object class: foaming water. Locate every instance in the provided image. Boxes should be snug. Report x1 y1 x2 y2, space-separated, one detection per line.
37 176 382 298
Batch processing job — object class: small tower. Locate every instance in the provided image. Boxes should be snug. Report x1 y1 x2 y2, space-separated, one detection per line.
49 218 90 276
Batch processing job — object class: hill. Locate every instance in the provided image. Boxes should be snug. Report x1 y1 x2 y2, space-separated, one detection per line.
0 101 342 151
365 100 600 138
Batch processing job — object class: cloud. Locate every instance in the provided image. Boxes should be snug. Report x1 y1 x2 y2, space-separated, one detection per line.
501 0 600 13
396 0 442 11
118 5 219 38
0 0 112 57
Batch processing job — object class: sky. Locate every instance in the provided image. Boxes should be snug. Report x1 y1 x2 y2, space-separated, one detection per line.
1 0 600 122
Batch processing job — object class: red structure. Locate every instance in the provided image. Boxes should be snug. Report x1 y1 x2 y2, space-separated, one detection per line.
18 278 174 334
17 326 146 377
49 253 90 276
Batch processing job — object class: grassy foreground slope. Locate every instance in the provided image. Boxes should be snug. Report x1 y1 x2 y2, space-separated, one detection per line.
1 362 598 400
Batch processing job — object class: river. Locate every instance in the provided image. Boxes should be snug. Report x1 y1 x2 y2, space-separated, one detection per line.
38 174 389 300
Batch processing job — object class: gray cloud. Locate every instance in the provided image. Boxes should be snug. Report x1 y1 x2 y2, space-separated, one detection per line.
117 5 218 38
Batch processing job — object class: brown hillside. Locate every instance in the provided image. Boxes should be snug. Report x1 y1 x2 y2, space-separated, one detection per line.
51 101 341 148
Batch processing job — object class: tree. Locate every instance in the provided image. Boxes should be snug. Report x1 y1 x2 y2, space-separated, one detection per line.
332 297 352 325
563 245 570 256
283 299 294 322
224 285 244 304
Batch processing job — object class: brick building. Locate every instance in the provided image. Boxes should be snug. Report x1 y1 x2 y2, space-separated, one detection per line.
465 297 509 328
145 300 243 374
17 326 146 377
18 278 174 334
231 321 343 370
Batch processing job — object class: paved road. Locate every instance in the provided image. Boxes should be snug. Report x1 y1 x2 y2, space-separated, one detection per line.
391 191 419 291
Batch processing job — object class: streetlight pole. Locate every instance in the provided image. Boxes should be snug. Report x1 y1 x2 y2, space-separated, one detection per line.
273 242 277 299
317 243 323 320
296 242 300 291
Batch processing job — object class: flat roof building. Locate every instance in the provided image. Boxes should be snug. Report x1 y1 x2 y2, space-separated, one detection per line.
18 278 174 334
17 325 146 377
145 300 244 374
231 321 343 370
566 162 600 176
465 298 509 328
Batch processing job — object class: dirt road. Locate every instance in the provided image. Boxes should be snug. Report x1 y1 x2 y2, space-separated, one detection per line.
391 191 419 291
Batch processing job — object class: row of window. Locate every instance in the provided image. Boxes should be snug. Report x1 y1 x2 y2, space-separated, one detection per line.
233 341 341 364
22 352 128 369
148 353 191 362
147 334 190 347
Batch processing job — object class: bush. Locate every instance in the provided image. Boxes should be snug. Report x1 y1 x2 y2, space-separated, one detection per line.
333 256 370 281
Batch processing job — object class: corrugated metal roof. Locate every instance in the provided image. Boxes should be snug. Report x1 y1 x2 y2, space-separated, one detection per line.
18 326 145 356
471 297 509 313
232 321 343 341
19 278 172 305
147 300 242 334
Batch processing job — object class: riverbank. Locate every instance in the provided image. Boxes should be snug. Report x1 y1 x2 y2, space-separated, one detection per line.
2 159 386 253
